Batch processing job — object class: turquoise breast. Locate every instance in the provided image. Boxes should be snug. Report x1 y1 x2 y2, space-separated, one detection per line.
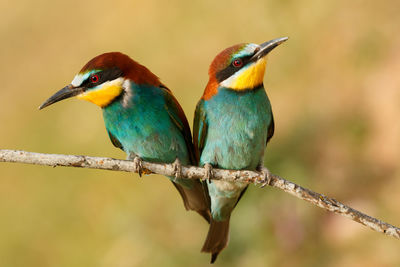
102 83 189 165
200 86 272 170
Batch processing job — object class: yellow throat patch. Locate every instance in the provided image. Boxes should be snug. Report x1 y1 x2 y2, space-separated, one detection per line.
77 78 124 107
221 58 267 90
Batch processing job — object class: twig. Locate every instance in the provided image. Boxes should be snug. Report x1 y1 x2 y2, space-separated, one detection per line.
0 149 399 240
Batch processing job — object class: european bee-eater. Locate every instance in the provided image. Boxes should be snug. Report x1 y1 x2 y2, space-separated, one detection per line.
193 37 288 262
40 52 210 222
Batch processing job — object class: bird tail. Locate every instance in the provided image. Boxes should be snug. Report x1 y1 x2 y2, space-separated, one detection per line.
201 218 230 263
172 180 211 223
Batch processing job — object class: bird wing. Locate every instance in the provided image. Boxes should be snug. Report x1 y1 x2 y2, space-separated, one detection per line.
161 85 198 165
267 112 275 144
107 130 123 150
193 99 208 161
161 86 211 222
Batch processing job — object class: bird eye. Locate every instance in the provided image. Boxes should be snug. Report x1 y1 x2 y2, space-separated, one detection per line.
90 74 99 83
232 58 243 68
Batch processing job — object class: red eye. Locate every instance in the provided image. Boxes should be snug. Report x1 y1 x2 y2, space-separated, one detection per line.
90 74 99 83
233 58 243 67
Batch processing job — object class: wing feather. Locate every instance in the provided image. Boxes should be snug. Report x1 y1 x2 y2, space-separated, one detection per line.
193 99 208 161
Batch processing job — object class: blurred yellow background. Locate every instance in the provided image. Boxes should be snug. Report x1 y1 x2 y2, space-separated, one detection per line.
1 0 399 266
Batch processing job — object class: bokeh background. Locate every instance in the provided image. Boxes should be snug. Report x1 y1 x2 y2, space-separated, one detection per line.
1 0 399 266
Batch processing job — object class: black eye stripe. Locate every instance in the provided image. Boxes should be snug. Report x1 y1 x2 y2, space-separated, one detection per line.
83 67 123 88
216 55 253 83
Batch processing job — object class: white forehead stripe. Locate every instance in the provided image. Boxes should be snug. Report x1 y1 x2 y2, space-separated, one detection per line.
71 73 89 87
235 43 259 58
71 70 98 87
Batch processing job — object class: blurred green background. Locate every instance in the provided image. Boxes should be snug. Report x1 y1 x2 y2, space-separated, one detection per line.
1 0 399 266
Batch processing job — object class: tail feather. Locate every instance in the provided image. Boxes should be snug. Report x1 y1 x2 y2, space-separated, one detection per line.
172 181 211 223
201 218 230 263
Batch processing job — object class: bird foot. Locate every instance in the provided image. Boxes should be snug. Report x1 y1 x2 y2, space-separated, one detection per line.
172 158 182 181
203 163 214 182
259 166 272 188
132 156 143 177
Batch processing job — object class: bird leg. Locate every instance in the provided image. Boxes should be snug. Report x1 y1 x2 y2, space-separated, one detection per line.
203 163 214 182
258 166 272 188
172 158 182 181
132 155 143 177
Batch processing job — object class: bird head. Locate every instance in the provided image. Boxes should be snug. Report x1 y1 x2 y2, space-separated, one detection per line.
202 37 288 100
39 52 161 109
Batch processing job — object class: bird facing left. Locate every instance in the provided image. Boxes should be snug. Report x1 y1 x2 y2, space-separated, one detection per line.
39 52 211 222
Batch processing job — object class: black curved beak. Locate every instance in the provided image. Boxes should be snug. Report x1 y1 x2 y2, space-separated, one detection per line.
39 85 84 110
249 37 288 62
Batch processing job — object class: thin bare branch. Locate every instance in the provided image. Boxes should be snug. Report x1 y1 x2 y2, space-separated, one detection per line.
1 149 399 240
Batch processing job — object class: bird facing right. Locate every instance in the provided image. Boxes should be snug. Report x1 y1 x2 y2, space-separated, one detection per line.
193 37 288 263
